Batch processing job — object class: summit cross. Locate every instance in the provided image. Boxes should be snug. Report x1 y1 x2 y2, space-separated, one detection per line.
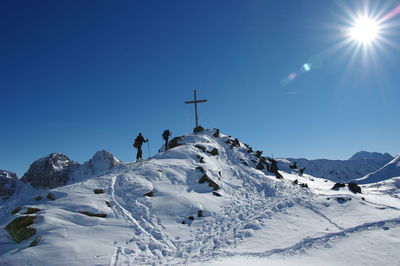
184 90 207 128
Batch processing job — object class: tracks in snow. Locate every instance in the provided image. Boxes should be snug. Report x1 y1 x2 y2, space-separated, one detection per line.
223 216 400 258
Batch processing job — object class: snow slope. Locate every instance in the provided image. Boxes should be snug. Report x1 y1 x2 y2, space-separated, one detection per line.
1 129 400 265
286 156 392 182
355 155 400 184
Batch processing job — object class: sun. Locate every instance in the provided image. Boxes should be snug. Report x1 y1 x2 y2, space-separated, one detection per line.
349 16 381 45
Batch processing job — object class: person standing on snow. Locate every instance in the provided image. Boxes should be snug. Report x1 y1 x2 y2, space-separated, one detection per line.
133 133 148 161
162 130 171 150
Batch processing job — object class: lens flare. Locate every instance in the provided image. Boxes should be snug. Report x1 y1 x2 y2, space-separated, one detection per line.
349 16 380 45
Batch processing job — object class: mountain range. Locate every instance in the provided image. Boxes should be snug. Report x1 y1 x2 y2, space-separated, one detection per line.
0 128 399 265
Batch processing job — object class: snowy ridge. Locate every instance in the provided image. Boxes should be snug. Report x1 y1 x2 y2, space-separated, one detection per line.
285 156 392 182
1 129 400 265
356 154 400 184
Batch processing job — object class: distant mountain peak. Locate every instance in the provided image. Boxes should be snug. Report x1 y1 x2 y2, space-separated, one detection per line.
349 151 393 161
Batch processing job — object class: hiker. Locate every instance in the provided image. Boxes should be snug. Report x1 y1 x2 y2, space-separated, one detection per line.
162 129 171 150
133 133 148 160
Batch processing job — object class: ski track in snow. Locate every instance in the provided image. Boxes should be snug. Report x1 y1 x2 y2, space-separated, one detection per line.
109 171 176 265
222 217 400 258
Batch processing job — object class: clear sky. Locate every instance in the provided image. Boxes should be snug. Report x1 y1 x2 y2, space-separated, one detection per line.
1 0 399 177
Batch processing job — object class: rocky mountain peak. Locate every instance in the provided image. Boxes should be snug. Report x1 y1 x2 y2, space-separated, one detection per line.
21 153 78 189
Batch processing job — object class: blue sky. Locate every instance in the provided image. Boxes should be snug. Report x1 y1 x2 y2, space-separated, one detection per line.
1 0 399 177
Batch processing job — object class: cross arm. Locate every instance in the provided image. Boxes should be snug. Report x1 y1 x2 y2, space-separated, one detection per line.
184 100 207 104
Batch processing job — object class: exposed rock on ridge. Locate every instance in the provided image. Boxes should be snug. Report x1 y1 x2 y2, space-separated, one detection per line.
0 170 19 197
21 153 78 189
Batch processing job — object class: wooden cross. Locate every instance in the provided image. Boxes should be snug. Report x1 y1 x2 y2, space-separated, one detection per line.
184 90 207 128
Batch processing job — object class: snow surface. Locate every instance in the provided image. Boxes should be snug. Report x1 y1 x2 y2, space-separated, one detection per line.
1 129 399 265
285 157 391 182
356 155 400 184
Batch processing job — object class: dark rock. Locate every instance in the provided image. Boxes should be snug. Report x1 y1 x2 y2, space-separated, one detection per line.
25 207 40 214
242 162 249 166
255 151 263 158
195 144 206 152
79 211 107 218
168 136 183 149
5 216 37 243
348 182 362 194
47 193 56 201
34 196 42 201
143 190 154 197
275 172 284 180
93 189 105 194
197 155 205 164
209 148 219 156
197 210 203 217
181 220 186 224
247 148 253 153
0 170 18 197
232 138 240 147
225 139 232 144
269 159 279 174
193 126 204 133
198 174 220 190
218 171 222 177
105 201 111 207
361 197 365 201
331 183 346 190
29 236 41 247
300 183 309 188
212 191 222 197
256 161 265 170
21 153 78 189
196 166 206 174
293 179 298 185
213 129 220 138
11 207 21 215
289 162 297 169
188 216 195 220
299 167 305 175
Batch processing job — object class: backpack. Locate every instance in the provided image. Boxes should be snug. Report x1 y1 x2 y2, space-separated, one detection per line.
133 139 139 149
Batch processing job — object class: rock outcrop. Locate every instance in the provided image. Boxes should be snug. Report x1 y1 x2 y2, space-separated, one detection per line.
0 170 18 198
21 151 121 189
21 153 78 189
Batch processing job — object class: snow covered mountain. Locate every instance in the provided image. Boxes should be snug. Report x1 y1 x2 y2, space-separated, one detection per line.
1 129 399 265
20 150 122 189
355 155 400 184
286 152 393 182
349 151 393 161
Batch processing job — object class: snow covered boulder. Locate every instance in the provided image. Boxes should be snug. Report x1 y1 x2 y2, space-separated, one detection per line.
0 170 18 198
21 153 78 189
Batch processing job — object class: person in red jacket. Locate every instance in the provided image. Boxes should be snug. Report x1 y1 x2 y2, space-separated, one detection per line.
133 133 148 160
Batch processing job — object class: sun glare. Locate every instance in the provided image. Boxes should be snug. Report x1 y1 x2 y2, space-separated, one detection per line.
349 16 380 45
